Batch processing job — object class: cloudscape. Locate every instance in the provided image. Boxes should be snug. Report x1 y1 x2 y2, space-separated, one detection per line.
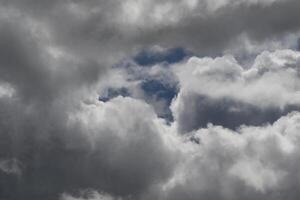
1 0 300 199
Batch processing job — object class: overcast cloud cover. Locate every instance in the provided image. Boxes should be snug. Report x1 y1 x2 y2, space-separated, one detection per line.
1 0 300 199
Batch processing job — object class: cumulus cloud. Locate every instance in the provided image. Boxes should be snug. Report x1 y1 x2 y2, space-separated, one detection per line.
1 0 300 200
172 49 300 132
156 111 300 200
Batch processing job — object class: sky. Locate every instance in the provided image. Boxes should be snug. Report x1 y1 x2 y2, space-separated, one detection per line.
1 0 300 200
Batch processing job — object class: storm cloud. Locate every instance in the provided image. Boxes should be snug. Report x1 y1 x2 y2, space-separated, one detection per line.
1 0 300 200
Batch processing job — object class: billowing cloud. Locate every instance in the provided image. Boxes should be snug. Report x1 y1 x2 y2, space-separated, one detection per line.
0 96 176 199
1 0 300 200
156 111 300 200
172 49 300 132
2 0 300 57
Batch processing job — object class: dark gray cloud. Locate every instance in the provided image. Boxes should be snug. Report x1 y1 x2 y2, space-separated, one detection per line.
119 0 300 55
0 16 105 105
0 3 174 199
0 97 176 200
2 0 300 57
175 93 300 133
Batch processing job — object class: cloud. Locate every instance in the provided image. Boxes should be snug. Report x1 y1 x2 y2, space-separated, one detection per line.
115 0 300 54
156 111 300 200
1 0 300 200
0 95 176 199
60 190 116 200
2 0 300 57
0 158 22 175
171 49 300 132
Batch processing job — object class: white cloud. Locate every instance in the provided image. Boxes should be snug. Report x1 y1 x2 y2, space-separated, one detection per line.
173 49 300 108
61 191 115 200
158 112 300 200
0 158 22 175
0 82 15 98
171 49 300 132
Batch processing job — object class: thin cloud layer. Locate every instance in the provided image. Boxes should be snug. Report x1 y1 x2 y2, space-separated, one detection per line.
1 0 300 200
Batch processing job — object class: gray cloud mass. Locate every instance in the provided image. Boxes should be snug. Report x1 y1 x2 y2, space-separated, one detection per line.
1 0 300 200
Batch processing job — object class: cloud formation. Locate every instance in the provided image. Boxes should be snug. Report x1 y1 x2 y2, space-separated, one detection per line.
1 0 300 200
158 111 300 200
172 49 300 132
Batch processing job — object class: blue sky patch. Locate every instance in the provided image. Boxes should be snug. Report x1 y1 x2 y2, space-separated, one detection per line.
134 47 189 66
141 79 178 121
141 79 178 103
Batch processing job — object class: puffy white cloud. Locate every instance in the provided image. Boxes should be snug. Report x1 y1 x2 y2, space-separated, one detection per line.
156 111 300 200
171 49 300 132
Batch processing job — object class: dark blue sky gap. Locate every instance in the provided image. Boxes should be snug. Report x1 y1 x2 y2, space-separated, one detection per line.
134 47 190 66
141 79 178 121
141 80 178 105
